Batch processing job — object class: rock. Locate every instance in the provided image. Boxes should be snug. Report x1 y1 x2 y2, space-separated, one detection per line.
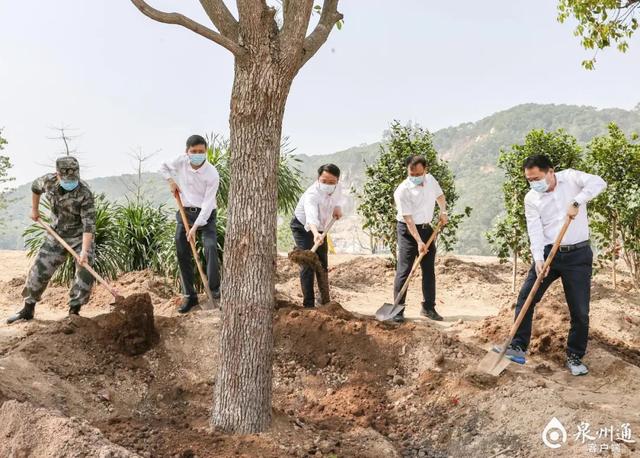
434 353 445 365
393 375 405 386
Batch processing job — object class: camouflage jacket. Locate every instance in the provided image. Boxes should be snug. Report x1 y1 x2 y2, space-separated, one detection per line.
32 174 96 235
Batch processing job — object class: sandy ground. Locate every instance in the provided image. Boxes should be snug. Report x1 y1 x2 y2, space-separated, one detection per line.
0 250 639 457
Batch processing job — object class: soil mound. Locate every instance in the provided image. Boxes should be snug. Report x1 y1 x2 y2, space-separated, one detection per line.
436 256 506 284
104 293 159 356
477 292 571 364
0 400 138 457
328 257 394 290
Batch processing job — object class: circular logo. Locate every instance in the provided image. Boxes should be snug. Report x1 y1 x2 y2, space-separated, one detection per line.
542 417 568 449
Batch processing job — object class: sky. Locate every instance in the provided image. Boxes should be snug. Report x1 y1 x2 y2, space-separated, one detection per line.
1 0 639 186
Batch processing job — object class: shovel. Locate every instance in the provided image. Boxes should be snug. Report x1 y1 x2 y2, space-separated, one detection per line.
38 220 124 302
477 216 573 376
376 221 443 321
174 192 215 310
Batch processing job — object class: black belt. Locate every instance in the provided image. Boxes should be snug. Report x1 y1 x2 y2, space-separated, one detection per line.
398 221 432 229
550 240 590 253
185 207 201 213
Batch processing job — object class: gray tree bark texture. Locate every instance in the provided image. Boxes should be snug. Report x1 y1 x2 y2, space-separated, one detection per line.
129 0 342 433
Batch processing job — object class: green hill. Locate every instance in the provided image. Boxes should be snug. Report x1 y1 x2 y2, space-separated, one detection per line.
2 103 639 253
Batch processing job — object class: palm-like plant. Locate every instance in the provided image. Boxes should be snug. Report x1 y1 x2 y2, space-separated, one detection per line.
114 200 174 272
23 195 123 285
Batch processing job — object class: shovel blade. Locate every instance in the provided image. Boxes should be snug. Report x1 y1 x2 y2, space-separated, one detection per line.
477 350 511 376
375 303 404 321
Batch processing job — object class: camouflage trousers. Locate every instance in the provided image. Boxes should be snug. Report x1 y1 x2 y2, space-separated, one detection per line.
22 233 95 308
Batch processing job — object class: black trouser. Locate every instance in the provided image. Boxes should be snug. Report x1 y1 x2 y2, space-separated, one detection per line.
512 244 593 358
175 208 220 298
393 222 437 314
290 217 328 308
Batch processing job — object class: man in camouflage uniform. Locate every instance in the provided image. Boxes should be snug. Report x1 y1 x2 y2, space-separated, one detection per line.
7 156 96 324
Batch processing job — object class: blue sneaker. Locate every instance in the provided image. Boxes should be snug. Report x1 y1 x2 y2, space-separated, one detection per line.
492 344 526 365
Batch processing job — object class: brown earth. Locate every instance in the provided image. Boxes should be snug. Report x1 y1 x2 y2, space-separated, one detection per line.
0 250 639 457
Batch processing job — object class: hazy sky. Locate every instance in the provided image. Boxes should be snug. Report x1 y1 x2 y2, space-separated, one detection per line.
1 0 639 186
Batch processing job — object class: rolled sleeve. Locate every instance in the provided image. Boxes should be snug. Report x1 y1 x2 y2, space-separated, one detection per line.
81 192 96 234
31 175 48 195
431 175 444 198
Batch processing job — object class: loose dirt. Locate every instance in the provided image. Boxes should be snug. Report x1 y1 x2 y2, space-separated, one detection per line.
0 252 638 457
288 248 331 304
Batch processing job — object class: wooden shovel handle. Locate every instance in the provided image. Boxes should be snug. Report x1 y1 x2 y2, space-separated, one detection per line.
393 220 443 306
310 218 336 253
37 220 122 299
174 192 215 305
495 216 573 360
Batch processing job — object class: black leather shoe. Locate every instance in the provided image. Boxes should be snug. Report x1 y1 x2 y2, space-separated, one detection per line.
7 303 35 324
178 296 199 314
212 288 221 300
420 305 443 321
392 313 405 323
69 305 81 316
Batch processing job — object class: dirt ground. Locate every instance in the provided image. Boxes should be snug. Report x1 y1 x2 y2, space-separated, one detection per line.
0 249 639 457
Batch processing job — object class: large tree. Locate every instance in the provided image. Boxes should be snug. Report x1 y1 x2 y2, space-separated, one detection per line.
128 0 343 433
558 0 640 68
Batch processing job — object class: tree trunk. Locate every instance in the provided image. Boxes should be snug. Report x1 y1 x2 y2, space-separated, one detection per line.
211 58 292 433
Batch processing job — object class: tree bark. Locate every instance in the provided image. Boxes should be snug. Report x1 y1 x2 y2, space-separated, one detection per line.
211 56 292 433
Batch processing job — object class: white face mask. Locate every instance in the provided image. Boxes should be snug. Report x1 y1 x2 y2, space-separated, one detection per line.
530 176 549 193
318 182 337 195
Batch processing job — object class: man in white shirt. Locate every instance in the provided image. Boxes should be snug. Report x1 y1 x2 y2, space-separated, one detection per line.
500 154 606 376
291 164 344 307
160 134 221 313
392 155 448 323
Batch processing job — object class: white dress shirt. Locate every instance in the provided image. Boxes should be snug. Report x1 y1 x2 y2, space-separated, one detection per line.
159 154 220 227
294 182 345 231
394 174 444 225
525 169 607 261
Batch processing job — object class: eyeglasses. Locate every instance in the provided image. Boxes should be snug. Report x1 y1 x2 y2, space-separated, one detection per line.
58 168 77 176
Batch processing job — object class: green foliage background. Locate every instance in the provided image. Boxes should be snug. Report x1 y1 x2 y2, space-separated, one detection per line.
486 129 583 263
357 121 471 262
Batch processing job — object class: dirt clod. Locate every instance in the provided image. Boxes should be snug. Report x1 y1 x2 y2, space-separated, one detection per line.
104 293 159 356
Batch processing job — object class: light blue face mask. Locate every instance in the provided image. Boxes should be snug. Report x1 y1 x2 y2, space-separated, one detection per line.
60 179 79 191
530 177 549 193
189 153 207 166
409 175 424 186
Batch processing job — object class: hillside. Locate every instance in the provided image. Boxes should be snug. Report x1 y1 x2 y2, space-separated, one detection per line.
2 103 639 252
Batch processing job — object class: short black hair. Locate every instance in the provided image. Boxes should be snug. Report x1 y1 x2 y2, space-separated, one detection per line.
405 155 427 169
318 163 340 178
186 134 207 149
522 154 553 171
